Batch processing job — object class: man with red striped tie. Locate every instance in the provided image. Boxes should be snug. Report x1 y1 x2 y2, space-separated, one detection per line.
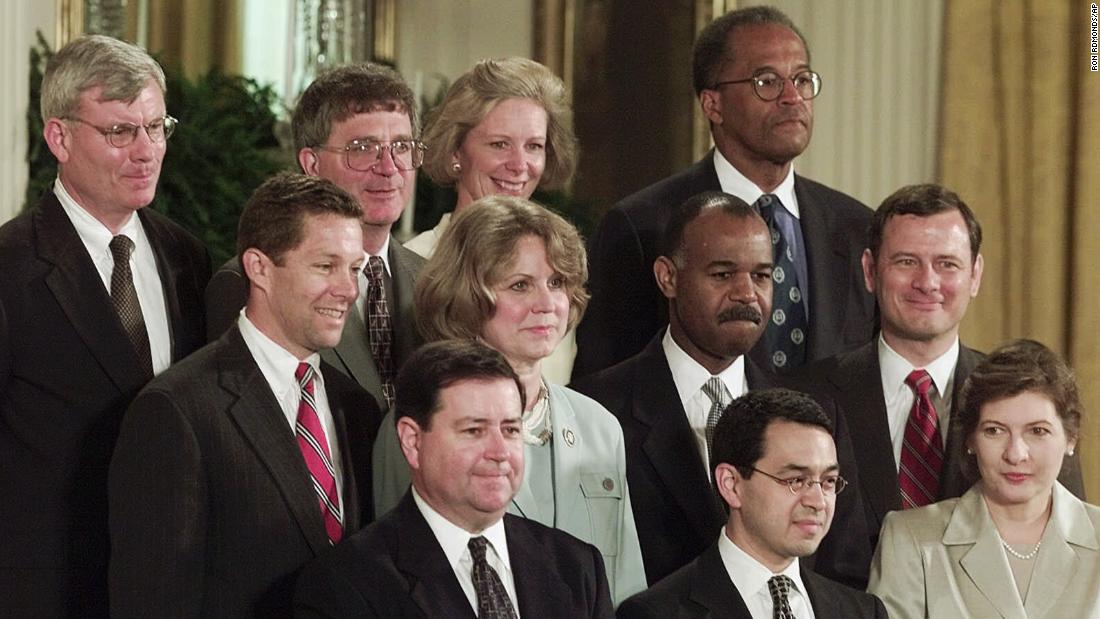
798 183 1086 572
108 173 383 618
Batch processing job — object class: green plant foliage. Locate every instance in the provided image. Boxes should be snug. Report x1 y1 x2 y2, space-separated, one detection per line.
24 32 289 265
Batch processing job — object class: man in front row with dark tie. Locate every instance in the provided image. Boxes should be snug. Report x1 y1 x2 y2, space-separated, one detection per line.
617 389 886 618
294 340 614 618
109 173 382 617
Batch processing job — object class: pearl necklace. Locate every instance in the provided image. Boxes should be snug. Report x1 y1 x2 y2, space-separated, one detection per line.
998 534 1041 560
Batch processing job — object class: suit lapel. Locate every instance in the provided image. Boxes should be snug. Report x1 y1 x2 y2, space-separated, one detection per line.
139 208 183 361
687 544 754 618
218 329 331 556
548 387 585 531
392 494 477 618
801 567 840 616
322 366 361 533
947 489 1026 618
634 337 725 545
830 342 900 526
34 192 148 394
324 308 382 402
940 345 982 499
508 516 573 618
1025 484 1097 618
795 176 852 360
388 241 423 367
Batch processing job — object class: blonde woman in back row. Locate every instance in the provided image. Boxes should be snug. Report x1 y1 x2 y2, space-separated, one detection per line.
868 339 1100 617
406 57 578 384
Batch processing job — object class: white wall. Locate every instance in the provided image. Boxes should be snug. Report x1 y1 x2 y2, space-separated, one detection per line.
2 1 56 223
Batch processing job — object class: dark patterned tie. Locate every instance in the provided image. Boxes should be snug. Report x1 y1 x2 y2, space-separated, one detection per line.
468 536 518 619
754 195 807 372
365 256 395 407
295 362 343 545
701 377 731 457
899 369 943 508
109 235 153 378
767 575 796 619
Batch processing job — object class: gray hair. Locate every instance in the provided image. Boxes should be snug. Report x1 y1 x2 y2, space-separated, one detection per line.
41 34 166 122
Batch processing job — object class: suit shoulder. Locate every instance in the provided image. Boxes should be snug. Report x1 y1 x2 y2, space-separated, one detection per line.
882 497 958 537
795 175 871 215
803 569 886 614
619 557 696 608
141 207 207 254
391 239 427 271
613 160 713 218
552 385 624 435
505 513 603 562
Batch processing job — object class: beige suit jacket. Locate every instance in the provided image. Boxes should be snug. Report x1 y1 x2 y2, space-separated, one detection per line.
868 483 1100 618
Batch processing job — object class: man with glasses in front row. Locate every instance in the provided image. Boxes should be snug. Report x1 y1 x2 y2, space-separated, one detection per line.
617 389 887 618
0 35 211 616
576 5 876 379
206 63 426 422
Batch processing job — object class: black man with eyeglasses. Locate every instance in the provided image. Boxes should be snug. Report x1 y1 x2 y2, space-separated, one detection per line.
574 5 876 380
617 389 886 619
0 35 211 617
205 63 426 418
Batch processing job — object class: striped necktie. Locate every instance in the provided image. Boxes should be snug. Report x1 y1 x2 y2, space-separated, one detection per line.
701 377 731 458
899 369 943 508
295 362 343 544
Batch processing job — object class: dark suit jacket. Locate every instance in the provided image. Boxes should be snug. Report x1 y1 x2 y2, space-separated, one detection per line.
616 543 886 619
204 238 424 412
573 154 875 379
804 340 1087 555
570 333 872 589
0 191 210 617
108 326 383 618
293 490 615 618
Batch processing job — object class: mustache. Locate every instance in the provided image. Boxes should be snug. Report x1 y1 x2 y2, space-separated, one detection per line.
718 305 763 325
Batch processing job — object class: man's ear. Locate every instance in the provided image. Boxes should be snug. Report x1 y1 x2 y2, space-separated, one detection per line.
298 148 320 177
654 256 678 300
241 248 274 294
396 417 423 471
714 463 744 510
44 118 72 163
860 248 876 294
699 89 724 126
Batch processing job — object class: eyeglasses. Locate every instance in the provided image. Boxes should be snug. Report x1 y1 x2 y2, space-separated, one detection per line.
314 139 426 172
64 115 178 148
750 467 847 496
711 70 822 102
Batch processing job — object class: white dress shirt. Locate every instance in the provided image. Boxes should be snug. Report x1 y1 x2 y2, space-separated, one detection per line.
718 529 815 619
412 487 520 616
237 311 345 510
878 334 959 470
55 178 171 374
662 328 747 478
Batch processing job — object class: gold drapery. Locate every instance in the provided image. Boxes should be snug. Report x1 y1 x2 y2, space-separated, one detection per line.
940 0 1100 497
144 0 241 78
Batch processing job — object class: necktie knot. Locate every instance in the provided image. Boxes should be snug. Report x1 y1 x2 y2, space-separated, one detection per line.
700 377 730 407
755 193 778 219
468 535 490 561
905 369 933 396
109 235 135 262
366 255 386 282
295 361 314 384
767 575 795 619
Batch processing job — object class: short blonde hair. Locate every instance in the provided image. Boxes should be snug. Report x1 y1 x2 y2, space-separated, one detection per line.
415 195 589 343
421 57 577 190
41 35 166 122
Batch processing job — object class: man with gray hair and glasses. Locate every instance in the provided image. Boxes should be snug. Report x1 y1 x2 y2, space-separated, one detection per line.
576 5 876 379
0 35 210 616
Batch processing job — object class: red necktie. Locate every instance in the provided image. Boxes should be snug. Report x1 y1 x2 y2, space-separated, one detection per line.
295 362 343 544
899 369 944 508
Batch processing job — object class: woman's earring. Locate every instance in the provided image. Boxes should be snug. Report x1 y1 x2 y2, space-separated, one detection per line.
966 447 974 455
452 162 462 173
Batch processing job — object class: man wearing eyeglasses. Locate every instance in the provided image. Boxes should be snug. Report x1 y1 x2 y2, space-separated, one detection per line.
0 35 210 617
575 5 876 379
206 63 426 418
617 389 886 619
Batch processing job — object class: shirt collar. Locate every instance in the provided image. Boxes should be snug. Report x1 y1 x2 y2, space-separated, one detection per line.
412 486 512 574
54 177 143 255
712 150 800 219
662 327 747 405
718 529 808 606
237 310 322 404
878 334 959 398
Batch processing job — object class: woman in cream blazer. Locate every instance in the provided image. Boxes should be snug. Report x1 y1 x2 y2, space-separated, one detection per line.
869 340 1100 618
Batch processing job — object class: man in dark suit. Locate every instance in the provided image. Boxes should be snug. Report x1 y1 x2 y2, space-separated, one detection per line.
205 63 425 413
109 174 382 617
572 192 869 588
295 340 614 618
575 5 874 379
617 389 886 618
0 35 210 617
799 183 1086 557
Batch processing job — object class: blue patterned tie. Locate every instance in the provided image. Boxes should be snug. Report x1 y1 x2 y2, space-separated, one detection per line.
755 195 807 371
